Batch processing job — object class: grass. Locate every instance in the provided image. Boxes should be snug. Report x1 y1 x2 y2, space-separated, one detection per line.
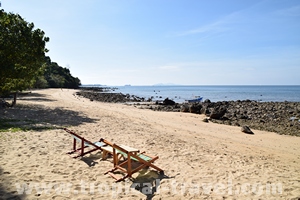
0 119 19 132
0 118 57 132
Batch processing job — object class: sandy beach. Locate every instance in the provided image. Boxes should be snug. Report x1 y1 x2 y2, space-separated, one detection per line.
1 89 300 199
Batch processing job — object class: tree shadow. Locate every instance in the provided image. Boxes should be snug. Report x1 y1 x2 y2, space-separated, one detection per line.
0 167 25 200
0 103 98 131
18 92 57 102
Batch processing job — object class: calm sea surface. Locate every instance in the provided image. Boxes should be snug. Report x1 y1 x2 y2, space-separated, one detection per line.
108 85 300 103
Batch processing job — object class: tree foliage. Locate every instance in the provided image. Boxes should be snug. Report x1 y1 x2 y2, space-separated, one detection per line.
0 10 81 102
34 56 81 89
0 9 49 96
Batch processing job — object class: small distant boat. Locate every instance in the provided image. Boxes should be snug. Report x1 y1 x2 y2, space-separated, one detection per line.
186 96 203 103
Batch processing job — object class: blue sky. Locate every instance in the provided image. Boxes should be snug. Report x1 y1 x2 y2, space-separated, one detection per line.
2 0 300 85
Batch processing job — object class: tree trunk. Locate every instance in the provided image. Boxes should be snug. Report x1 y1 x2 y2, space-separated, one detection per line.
12 92 17 106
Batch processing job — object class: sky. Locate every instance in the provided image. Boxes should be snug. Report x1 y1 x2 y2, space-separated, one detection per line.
2 0 300 86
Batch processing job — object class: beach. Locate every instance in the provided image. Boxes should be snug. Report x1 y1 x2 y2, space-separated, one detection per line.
1 89 300 199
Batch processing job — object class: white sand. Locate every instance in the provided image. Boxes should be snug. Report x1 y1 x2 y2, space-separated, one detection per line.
0 89 299 199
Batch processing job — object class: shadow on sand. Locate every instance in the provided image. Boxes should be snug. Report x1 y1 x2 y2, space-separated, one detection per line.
0 167 25 200
18 91 57 102
79 151 104 167
0 103 98 131
130 169 173 200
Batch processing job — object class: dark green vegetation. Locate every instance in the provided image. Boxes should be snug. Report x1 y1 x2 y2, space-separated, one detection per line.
0 9 48 96
34 56 81 89
0 9 81 106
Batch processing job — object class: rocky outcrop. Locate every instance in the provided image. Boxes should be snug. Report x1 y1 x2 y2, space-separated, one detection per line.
145 100 300 136
203 100 300 136
76 91 148 103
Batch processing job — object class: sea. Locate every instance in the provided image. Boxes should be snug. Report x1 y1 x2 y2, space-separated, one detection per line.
84 85 300 103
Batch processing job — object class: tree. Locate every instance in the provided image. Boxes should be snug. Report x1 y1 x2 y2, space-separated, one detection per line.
34 76 49 88
0 9 49 105
39 56 81 89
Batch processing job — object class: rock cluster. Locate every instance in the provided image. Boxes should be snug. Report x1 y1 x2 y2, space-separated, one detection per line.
153 99 300 136
76 91 150 103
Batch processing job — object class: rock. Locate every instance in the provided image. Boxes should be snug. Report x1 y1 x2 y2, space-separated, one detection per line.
200 107 209 115
210 107 227 119
180 104 189 112
189 103 202 114
241 126 254 134
163 98 175 105
202 118 209 123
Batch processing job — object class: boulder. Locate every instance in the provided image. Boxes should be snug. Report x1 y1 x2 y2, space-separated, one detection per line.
180 104 189 112
189 103 202 114
200 107 209 115
163 98 175 105
202 118 209 123
241 126 254 134
210 107 227 119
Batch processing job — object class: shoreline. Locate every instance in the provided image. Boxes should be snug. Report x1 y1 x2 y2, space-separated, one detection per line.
76 89 300 136
0 89 300 199
79 85 300 103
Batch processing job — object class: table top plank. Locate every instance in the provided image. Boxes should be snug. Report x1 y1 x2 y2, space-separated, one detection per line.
119 144 139 152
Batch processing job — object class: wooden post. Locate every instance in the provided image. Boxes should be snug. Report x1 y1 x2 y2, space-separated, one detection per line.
73 138 76 151
127 153 132 177
81 138 84 156
113 148 117 167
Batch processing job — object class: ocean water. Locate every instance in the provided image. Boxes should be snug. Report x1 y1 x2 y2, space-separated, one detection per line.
110 85 300 103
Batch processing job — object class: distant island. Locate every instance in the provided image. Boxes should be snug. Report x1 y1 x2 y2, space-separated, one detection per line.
152 83 177 86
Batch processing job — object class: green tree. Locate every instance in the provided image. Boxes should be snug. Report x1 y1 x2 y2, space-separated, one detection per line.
0 9 49 105
38 56 81 89
34 76 49 88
